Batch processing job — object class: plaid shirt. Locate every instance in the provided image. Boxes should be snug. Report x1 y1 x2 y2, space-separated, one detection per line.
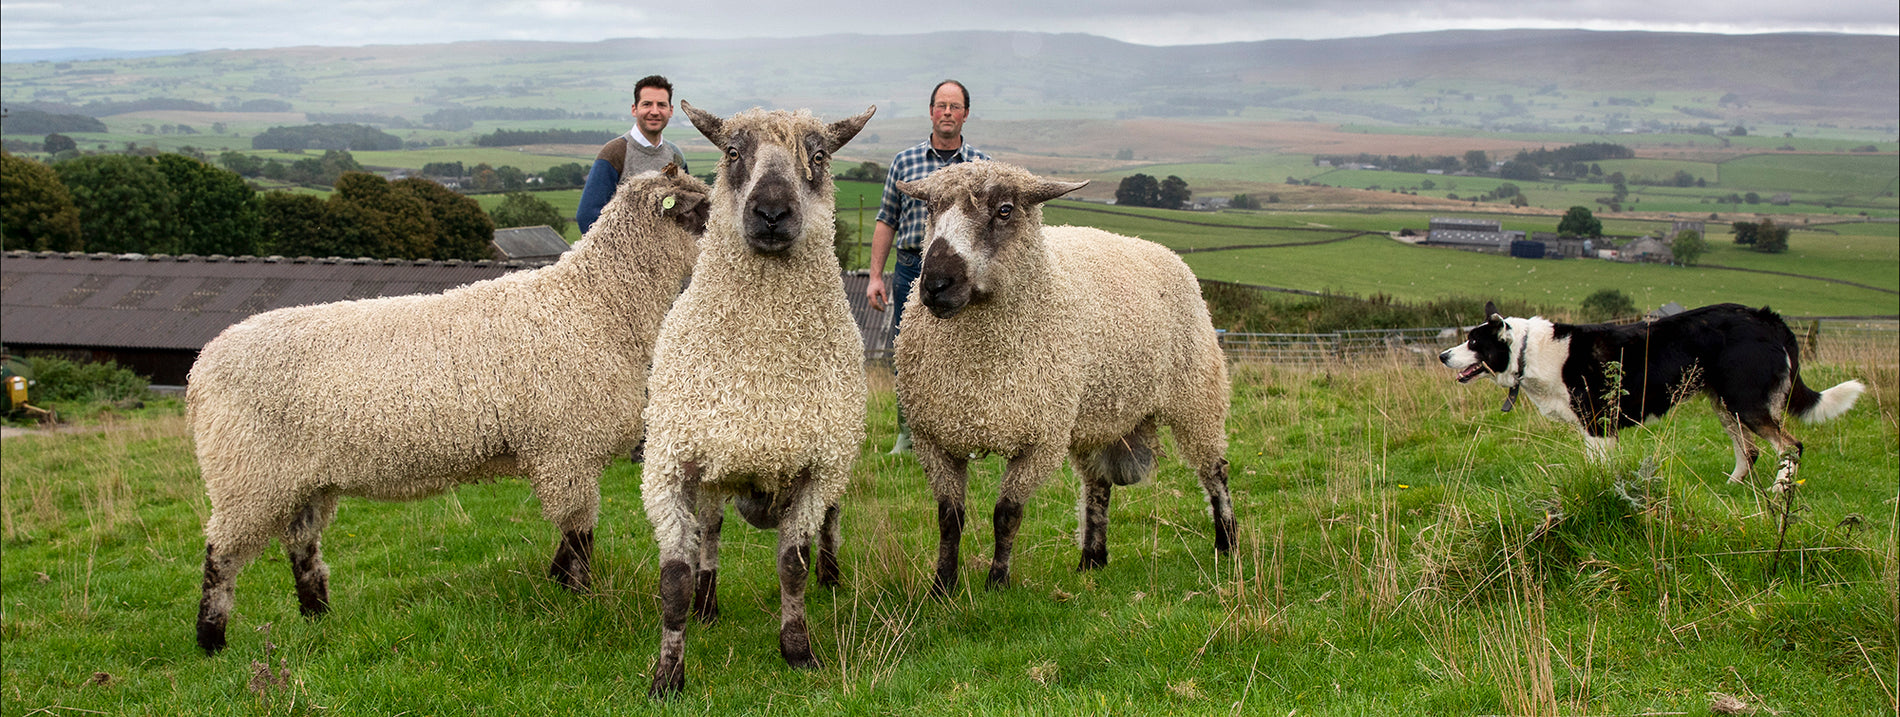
876 139 990 252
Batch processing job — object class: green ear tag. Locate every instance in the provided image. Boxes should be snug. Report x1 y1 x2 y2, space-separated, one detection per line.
662 196 677 211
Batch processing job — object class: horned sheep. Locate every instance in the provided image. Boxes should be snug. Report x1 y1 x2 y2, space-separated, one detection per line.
640 103 873 697
188 166 710 654
892 161 1238 596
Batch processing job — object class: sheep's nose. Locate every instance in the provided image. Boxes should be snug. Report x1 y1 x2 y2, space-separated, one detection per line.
753 203 790 228
923 275 954 297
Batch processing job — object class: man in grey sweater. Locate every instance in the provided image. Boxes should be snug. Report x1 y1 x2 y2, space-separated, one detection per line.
576 75 689 234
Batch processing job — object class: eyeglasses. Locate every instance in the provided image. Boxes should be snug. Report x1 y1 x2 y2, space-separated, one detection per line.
932 102 965 112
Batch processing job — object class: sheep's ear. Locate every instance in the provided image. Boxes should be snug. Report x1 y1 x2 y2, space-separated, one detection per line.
662 189 709 235
681 101 725 146
1024 179 1088 206
1485 301 1503 326
824 105 877 154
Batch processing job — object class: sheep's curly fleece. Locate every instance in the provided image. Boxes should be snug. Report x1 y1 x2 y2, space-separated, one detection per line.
640 110 867 553
895 194 1229 496
189 168 706 582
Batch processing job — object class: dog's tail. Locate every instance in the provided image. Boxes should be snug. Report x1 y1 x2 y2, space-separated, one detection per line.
1767 305 1865 424
1790 377 1865 423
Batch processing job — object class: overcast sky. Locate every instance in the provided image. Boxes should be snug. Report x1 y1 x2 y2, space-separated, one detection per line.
2 0 1895 52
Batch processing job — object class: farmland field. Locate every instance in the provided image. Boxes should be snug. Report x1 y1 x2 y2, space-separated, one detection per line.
2 353 1892 715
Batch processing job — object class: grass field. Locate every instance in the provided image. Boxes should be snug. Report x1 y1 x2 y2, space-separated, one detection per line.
3 351 1893 715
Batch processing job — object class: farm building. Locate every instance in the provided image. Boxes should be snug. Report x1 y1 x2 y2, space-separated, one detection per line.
491 225 572 261
0 251 899 385
1618 236 1675 264
1423 217 1521 254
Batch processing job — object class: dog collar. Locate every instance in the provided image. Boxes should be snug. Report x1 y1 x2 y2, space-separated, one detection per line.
1501 330 1528 413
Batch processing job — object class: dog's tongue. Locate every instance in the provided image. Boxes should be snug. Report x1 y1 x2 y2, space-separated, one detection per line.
1456 364 1486 382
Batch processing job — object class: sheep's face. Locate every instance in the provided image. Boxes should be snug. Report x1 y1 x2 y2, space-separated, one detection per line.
897 162 1086 319
683 102 875 256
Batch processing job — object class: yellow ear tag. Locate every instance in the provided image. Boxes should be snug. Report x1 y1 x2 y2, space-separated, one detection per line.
662 196 677 211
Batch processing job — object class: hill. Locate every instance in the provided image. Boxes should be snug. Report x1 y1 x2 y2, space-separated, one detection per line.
3 30 1894 138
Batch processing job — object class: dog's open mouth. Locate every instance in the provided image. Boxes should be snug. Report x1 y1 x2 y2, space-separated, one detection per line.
1455 363 1489 383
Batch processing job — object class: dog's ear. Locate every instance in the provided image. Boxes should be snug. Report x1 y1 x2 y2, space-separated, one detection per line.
1485 301 1503 326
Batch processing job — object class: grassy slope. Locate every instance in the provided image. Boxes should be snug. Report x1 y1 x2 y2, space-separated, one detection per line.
2 356 1893 715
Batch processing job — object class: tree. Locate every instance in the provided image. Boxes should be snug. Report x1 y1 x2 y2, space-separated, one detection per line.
1557 206 1602 238
1672 170 1695 187
330 172 436 259
1115 173 1160 208
1498 160 1541 181
219 151 266 177
1752 218 1789 253
1157 175 1191 210
1743 192 1761 204
422 161 466 178
1464 150 1489 172
833 215 857 270
1 151 84 251
469 163 501 193
489 191 569 233
1229 194 1261 210
54 154 180 254
258 191 335 258
1580 288 1636 321
839 161 886 183
396 178 496 261
495 165 529 191
1730 220 1759 245
154 153 261 256
1670 230 1708 266
42 133 78 155
541 162 587 187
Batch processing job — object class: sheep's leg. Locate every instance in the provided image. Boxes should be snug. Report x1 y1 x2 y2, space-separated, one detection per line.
1197 458 1238 554
691 494 725 623
196 510 276 654
917 438 969 597
775 531 821 669
1076 471 1113 570
989 445 1066 590
646 461 701 698
814 502 843 587
535 460 602 592
282 493 340 618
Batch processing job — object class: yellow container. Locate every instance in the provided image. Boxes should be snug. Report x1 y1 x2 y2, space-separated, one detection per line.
6 375 28 409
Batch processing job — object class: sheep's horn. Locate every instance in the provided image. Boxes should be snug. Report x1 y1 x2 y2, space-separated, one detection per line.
1025 179 1088 205
894 178 924 200
824 105 877 154
681 101 725 146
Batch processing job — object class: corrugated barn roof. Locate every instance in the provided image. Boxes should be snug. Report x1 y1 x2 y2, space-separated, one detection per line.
2 251 898 361
1 252 541 351
491 226 572 261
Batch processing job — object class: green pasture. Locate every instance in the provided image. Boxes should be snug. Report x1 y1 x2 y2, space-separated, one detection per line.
1176 234 1897 318
1718 154 1900 196
2 354 1894 715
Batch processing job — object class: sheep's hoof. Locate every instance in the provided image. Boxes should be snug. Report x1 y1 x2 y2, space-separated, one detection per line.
784 653 822 670
196 623 226 655
984 566 1011 591
647 672 684 699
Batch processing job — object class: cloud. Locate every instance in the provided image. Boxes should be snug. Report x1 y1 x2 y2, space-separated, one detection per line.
0 0 1893 52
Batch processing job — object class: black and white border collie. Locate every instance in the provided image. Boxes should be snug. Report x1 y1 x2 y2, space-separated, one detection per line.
1439 302 1864 489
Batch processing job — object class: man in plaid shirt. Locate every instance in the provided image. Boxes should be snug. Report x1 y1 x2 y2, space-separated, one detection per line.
866 79 990 453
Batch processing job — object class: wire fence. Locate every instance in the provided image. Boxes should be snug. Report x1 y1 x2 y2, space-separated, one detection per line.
1214 320 1898 366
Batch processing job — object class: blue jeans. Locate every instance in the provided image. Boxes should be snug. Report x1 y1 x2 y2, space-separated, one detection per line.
890 248 922 338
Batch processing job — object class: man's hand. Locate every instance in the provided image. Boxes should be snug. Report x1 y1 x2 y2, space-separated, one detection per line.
866 273 889 312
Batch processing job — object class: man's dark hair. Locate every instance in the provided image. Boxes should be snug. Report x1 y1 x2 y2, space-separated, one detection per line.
930 79 970 111
635 75 674 103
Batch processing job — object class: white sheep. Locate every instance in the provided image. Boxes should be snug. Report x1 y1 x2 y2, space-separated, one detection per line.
187 166 710 654
640 102 873 697
892 161 1237 596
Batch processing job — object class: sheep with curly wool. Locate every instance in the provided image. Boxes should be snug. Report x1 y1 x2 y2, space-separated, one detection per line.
892 161 1237 596
640 102 873 697
188 166 710 655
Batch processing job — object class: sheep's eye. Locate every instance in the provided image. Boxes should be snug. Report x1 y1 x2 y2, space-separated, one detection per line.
724 146 740 160
811 149 827 163
996 203 1014 220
